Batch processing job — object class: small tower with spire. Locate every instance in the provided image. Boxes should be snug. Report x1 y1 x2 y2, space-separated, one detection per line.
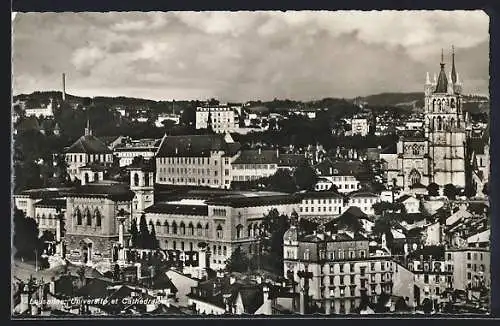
434 48 448 93
451 45 463 94
84 119 92 136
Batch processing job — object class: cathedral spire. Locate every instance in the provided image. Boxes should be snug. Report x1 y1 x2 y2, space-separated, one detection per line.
451 45 457 84
435 49 448 93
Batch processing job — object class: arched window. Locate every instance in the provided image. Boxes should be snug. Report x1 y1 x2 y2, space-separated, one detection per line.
412 144 419 155
432 99 436 111
450 98 456 108
205 223 210 237
432 117 436 131
409 169 421 186
86 209 92 226
84 173 89 184
172 221 178 234
75 208 82 225
94 172 99 182
216 224 223 239
236 224 243 239
180 222 186 235
450 118 455 129
164 221 169 234
95 209 101 227
134 173 139 187
197 223 203 236
437 116 442 130
248 224 253 237
188 222 194 236
144 174 150 187
254 224 259 236
156 220 161 227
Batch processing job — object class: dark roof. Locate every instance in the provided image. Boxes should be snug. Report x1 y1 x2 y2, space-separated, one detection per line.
62 181 135 201
80 162 109 171
381 143 397 154
239 286 264 314
407 245 445 260
206 193 301 208
278 154 307 167
144 203 208 216
146 273 178 291
33 198 66 209
75 278 113 298
156 134 240 157
315 159 366 176
18 187 72 199
341 206 367 219
409 182 427 189
299 190 343 200
349 191 379 198
435 63 448 93
65 135 112 154
233 149 278 164
126 159 155 172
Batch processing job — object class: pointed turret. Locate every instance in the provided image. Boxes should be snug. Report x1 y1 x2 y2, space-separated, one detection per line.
451 45 457 84
435 49 448 93
425 72 431 85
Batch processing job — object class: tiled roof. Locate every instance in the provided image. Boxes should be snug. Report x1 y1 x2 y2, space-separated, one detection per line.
299 190 344 200
315 159 366 176
233 149 279 164
349 191 379 198
206 193 301 208
278 154 307 167
33 198 66 208
407 245 445 260
80 162 109 171
144 203 208 216
156 134 240 157
62 181 135 201
65 135 112 154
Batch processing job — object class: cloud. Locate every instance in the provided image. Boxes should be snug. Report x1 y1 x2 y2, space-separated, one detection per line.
12 11 490 101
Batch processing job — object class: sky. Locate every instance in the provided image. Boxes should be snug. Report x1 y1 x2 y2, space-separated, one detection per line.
12 11 490 102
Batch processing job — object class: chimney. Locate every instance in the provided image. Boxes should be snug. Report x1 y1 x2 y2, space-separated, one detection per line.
62 73 66 102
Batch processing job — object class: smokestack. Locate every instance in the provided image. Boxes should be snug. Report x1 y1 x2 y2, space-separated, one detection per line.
62 73 66 102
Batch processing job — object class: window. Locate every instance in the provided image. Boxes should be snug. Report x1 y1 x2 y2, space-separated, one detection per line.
350 275 355 284
467 273 472 280
371 262 375 271
436 287 440 295
216 225 223 239
95 210 101 227
86 210 92 226
360 250 366 258
236 225 243 239
172 222 178 234
304 249 310 260
340 264 344 273
360 267 366 277
340 276 344 285
180 222 186 235
424 275 429 284
447 253 452 261
467 253 471 260
349 263 355 273
76 209 82 225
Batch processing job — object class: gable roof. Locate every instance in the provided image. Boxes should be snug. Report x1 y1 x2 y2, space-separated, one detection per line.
65 135 112 154
156 134 240 157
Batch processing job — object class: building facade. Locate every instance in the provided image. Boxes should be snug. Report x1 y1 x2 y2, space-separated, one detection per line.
195 106 239 134
155 134 240 189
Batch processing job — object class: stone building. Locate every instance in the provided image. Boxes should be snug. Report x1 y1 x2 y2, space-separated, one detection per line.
195 106 239 134
62 180 135 268
144 190 300 271
64 120 113 181
155 133 241 189
382 47 468 191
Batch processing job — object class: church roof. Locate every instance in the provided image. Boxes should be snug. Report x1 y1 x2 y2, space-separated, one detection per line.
435 63 449 93
65 135 112 154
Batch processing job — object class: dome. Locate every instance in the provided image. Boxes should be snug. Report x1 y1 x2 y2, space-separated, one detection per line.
283 226 298 242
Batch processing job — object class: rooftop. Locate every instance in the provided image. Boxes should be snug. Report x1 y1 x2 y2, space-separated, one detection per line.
65 135 112 154
156 134 240 158
62 181 135 201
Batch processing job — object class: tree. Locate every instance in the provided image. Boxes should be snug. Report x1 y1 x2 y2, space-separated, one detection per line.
443 184 458 200
138 214 150 249
293 164 317 191
180 106 196 128
129 219 139 248
267 169 297 193
372 201 406 216
427 183 440 197
260 209 290 273
13 209 41 260
149 224 159 250
225 246 250 273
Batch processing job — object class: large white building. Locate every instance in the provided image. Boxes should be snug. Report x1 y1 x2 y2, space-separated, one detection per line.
195 106 239 133
155 133 241 189
64 121 114 181
113 138 160 167
350 118 369 136
24 99 55 118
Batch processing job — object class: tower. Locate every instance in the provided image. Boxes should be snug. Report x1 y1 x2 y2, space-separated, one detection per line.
424 46 466 188
84 119 92 136
62 73 66 102
128 162 155 220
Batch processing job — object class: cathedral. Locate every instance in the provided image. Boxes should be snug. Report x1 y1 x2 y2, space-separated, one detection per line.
383 47 468 191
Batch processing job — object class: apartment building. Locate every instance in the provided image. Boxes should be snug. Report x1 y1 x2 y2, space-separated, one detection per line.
155 133 241 189
350 118 369 136
446 247 490 291
298 191 344 216
283 228 394 314
231 149 279 182
113 138 160 167
346 192 380 216
195 106 239 134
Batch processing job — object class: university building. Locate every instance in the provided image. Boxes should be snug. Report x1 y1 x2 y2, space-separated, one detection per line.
195 106 239 134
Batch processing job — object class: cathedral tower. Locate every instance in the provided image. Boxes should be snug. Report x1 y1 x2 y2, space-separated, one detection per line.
424 47 467 188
